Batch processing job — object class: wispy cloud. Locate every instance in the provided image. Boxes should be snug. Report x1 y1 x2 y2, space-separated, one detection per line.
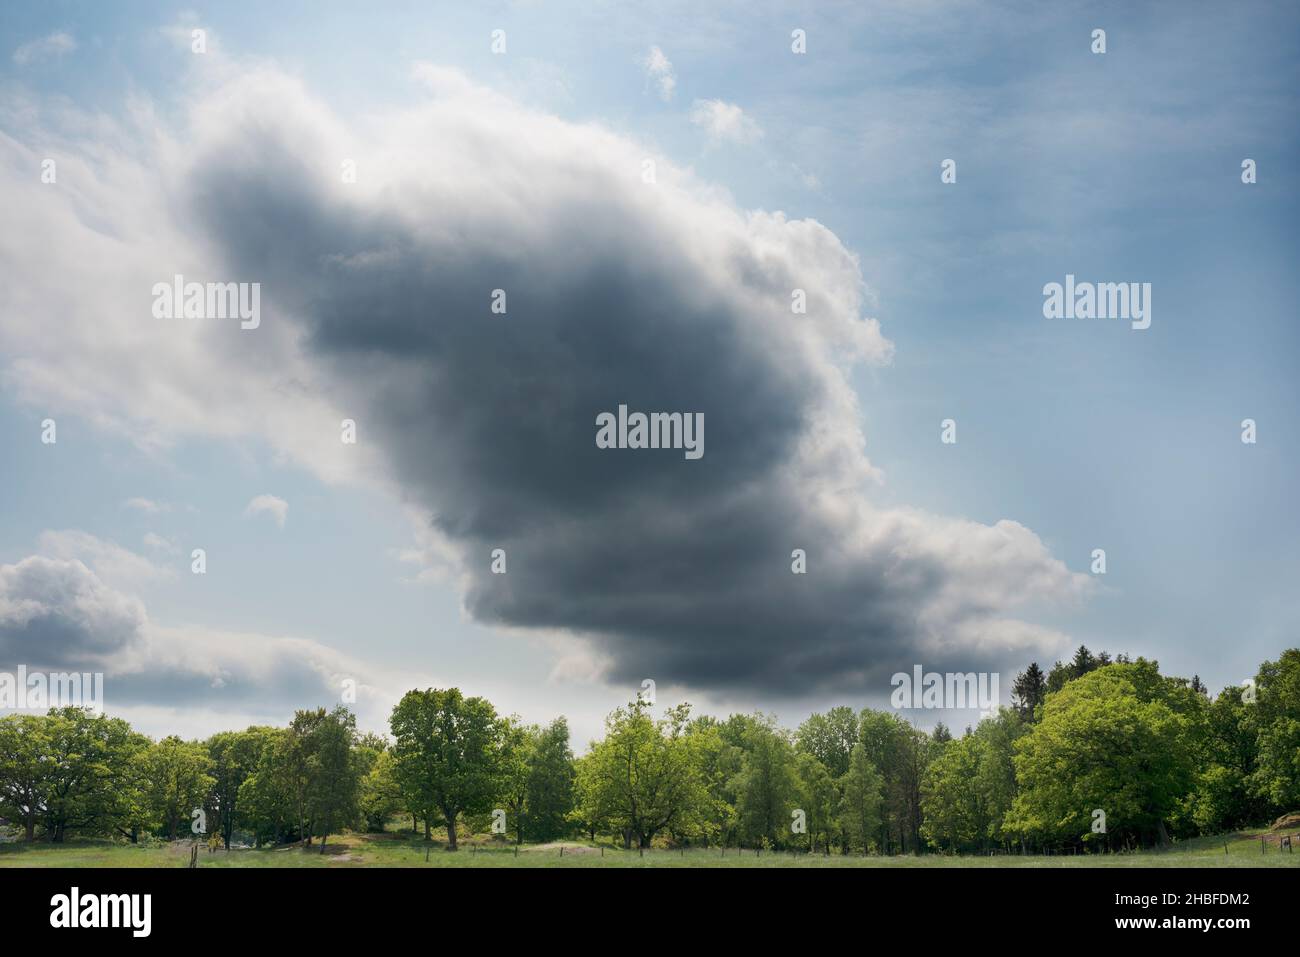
690 98 762 145
244 494 288 529
122 497 170 514
12 32 76 66
35 529 174 589
640 45 676 101
142 532 179 555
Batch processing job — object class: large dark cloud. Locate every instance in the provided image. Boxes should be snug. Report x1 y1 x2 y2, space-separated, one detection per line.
1 66 1088 698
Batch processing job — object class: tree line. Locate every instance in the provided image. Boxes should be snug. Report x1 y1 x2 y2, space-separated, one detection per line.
1 649 1296 853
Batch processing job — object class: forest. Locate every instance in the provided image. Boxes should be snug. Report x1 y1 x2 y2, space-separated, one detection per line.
1 648 1296 855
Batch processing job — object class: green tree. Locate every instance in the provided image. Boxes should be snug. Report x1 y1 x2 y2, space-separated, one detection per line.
1190 686 1261 832
525 717 575 842
299 707 362 850
0 714 49 841
859 710 928 853
358 745 403 832
577 701 705 848
1070 645 1097 679
795 751 838 853
571 751 609 843
920 710 1025 853
1248 649 1300 813
39 708 146 842
1006 663 1199 849
684 716 740 846
237 728 295 846
972 709 1025 848
498 718 536 844
795 707 859 778
837 742 883 853
206 728 267 849
732 715 798 849
920 732 986 851
389 688 504 850
140 736 215 840
1011 662 1047 721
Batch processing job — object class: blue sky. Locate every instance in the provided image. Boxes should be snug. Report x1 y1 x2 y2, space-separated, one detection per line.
1 1 1297 744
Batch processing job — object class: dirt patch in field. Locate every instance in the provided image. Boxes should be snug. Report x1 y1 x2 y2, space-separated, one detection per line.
526 842 601 855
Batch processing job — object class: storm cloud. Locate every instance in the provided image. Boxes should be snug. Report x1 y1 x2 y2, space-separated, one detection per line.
0 64 1090 698
0 545 393 721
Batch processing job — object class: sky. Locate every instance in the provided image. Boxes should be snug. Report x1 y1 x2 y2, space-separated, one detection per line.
0 1 1297 747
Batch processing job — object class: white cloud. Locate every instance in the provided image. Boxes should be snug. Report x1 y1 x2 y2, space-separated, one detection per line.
641 45 676 101
142 532 178 554
791 163 821 190
34 530 174 590
12 32 76 66
0 555 147 660
0 552 408 735
690 98 763 145
122 497 170 514
244 494 288 528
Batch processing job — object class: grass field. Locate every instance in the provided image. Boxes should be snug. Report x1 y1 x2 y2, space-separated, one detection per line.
2 830 1297 868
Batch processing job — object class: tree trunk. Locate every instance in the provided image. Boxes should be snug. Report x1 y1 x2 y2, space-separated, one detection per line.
24 818 35 842
445 815 458 850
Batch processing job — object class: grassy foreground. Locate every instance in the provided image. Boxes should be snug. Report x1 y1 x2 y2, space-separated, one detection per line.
2 830 1297 868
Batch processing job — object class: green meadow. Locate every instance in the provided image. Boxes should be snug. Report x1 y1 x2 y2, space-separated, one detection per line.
2 830 1296 869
